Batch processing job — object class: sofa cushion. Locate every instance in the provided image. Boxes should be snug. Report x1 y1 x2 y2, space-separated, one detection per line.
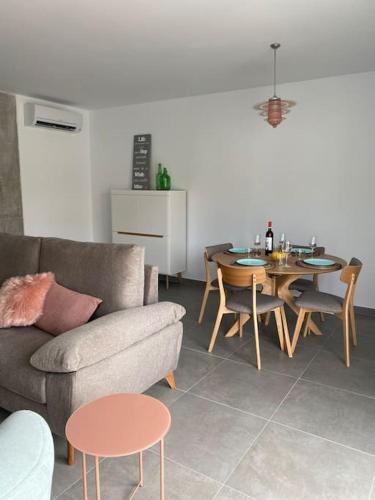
35 281 102 335
0 327 52 403
31 301 186 373
0 273 54 328
0 233 41 286
38 237 145 317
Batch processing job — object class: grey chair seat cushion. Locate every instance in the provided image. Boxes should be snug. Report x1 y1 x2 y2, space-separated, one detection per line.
295 291 343 313
226 291 283 314
290 278 315 292
0 327 53 403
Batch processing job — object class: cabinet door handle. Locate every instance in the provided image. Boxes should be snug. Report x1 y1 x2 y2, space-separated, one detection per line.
117 231 164 238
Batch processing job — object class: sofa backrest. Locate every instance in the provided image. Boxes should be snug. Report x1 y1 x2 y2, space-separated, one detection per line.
0 233 41 285
38 237 145 317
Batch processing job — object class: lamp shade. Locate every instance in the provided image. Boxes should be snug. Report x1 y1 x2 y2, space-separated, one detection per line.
267 97 282 128
254 98 295 127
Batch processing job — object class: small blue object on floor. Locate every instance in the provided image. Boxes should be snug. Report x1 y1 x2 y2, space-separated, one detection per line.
0 410 54 500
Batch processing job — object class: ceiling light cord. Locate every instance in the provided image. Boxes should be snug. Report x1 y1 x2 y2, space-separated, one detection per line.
273 47 277 97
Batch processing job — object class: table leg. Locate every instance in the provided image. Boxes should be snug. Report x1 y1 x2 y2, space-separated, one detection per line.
262 276 275 296
281 306 293 357
225 315 250 337
275 275 323 336
160 439 165 500
139 451 144 487
82 452 88 500
95 456 101 500
129 451 144 499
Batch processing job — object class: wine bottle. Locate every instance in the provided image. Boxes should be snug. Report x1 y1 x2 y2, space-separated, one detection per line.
265 221 274 255
160 167 171 190
163 168 171 190
156 163 162 190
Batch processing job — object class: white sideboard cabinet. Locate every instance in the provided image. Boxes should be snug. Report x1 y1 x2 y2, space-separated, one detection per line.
111 190 187 279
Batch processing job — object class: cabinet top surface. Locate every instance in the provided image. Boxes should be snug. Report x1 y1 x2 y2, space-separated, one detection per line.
111 189 186 196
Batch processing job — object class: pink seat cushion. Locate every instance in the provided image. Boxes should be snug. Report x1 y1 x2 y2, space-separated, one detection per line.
0 273 54 328
35 282 102 336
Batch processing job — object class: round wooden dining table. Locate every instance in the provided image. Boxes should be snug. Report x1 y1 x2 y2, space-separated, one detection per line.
212 250 346 337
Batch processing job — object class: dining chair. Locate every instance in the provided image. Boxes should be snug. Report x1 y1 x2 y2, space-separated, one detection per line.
198 242 233 324
291 258 362 367
208 263 292 369
290 245 326 322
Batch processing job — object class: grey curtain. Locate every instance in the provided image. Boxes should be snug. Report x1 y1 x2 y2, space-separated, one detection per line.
0 92 23 234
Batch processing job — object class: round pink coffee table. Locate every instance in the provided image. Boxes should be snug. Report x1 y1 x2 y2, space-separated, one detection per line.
66 393 171 500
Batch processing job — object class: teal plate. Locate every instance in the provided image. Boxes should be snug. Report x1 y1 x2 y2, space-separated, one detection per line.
303 258 335 267
291 247 313 254
228 247 250 254
236 258 267 266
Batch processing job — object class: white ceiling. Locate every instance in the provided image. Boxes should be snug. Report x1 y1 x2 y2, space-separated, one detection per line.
1 0 375 109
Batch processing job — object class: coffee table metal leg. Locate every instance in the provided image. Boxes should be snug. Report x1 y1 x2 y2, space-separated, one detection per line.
160 439 165 500
129 451 144 499
139 451 144 487
82 452 88 500
95 456 101 500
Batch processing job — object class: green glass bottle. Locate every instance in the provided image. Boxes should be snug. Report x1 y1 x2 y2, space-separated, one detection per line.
156 163 162 190
160 167 171 190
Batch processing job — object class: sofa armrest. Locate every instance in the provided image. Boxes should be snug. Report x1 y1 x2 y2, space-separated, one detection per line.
30 301 185 373
144 264 158 305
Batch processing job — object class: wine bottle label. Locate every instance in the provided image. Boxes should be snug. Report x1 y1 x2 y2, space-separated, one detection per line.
265 237 273 251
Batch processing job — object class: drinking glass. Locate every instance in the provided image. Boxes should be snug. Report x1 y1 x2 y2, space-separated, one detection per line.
310 235 317 255
279 233 285 251
283 240 291 267
254 234 261 256
277 251 284 267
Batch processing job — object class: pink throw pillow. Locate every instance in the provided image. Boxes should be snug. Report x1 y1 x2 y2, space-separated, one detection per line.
0 273 54 328
35 281 102 336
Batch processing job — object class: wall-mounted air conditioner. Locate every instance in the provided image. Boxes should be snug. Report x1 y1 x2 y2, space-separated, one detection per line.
24 103 82 132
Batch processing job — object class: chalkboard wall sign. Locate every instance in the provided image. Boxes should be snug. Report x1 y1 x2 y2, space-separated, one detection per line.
132 134 151 190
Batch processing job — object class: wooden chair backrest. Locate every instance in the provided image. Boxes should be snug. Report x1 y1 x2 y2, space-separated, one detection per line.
203 243 233 285
340 258 362 285
218 262 267 287
203 250 211 284
340 257 362 311
205 243 233 261
216 263 265 313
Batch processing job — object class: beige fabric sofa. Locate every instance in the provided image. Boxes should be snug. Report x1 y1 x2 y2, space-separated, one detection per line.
0 233 185 463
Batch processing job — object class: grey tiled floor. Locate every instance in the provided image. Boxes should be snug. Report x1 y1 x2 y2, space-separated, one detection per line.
2 281 375 499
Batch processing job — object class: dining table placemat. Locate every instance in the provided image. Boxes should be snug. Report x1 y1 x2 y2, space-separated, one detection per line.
232 260 274 269
224 250 249 255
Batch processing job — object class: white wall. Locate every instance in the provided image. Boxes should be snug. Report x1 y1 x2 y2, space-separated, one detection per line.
90 72 375 308
16 95 93 241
